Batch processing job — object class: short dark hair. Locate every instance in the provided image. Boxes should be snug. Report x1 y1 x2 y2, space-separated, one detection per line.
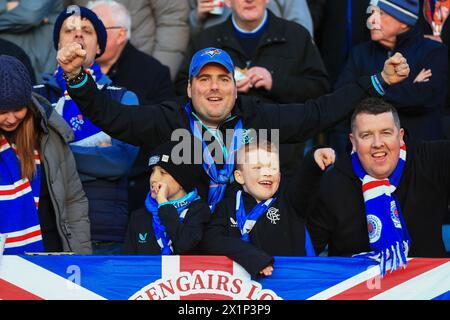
350 97 401 132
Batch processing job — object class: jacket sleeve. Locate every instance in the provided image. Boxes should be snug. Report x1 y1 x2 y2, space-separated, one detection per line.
384 46 448 115
61 140 92 254
0 0 55 32
67 74 182 148
269 28 329 103
285 146 326 218
149 0 190 79
264 75 381 144
158 201 211 254
279 0 314 38
306 176 335 255
200 202 274 279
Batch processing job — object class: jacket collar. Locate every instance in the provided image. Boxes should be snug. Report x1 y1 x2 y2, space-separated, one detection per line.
375 24 423 51
32 92 74 143
218 10 288 57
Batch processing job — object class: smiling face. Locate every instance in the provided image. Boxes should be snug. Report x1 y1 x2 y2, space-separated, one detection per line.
350 111 405 179
187 63 237 127
58 16 100 68
234 147 281 203
0 107 28 132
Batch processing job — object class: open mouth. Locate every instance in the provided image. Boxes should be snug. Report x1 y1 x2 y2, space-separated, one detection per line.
259 180 273 187
207 97 223 102
372 151 387 162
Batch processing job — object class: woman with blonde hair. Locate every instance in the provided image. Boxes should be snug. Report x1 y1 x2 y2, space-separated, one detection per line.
0 55 91 254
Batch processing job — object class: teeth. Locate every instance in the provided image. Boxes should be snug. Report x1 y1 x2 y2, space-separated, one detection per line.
373 152 386 157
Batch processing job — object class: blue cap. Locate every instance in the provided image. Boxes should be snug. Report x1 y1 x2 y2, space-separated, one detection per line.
189 47 235 78
53 6 107 58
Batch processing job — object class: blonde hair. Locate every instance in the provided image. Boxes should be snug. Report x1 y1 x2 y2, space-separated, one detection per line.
235 140 279 171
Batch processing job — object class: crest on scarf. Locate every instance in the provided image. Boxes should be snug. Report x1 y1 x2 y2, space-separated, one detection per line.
390 200 402 228
266 207 280 225
241 129 254 145
69 115 85 132
367 214 382 243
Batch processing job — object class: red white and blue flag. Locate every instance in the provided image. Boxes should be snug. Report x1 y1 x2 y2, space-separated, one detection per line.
0 256 449 300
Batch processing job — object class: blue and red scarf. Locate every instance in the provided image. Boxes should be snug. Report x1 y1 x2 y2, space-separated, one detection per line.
351 144 411 276
0 136 43 254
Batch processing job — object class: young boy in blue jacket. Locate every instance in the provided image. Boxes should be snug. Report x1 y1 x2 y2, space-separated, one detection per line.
123 141 210 255
201 140 335 278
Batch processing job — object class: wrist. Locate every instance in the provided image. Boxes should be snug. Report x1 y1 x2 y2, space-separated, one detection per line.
64 68 87 88
379 71 391 86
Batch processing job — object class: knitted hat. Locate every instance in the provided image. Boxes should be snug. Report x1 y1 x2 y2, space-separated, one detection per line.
53 6 107 58
370 0 419 26
0 55 32 111
148 140 202 193
189 47 235 78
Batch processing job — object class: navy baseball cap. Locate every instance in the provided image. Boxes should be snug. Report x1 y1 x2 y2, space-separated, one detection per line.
189 47 235 78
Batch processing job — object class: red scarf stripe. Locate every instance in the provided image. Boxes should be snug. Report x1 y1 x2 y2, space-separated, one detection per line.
0 138 10 152
5 229 42 245
362 180 390 193
0 180 31 196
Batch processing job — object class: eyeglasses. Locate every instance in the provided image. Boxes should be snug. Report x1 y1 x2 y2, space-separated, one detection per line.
105 26 124 30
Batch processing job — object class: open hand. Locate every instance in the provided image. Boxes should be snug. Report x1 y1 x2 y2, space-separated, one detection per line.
259 265 274 277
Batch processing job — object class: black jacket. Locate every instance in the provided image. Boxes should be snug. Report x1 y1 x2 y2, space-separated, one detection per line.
200 150 324 278
67 72 380 202
175 10 329 104
308 140 450 258
123 199 210 254
104 41 176 212
335 26 448 141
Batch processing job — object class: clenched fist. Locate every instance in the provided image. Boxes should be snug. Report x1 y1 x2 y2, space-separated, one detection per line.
381 52 410 85
56 42 87 78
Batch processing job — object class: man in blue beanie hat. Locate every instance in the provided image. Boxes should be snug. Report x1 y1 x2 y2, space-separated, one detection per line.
34 5 140 255
328 0 448 157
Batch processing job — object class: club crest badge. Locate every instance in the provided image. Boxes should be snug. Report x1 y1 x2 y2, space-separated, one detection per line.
367 214 382 243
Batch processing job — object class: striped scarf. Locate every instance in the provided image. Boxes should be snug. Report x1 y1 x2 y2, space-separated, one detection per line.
185 102 243 213
55 63 111 146
145 189 200 254
351 144 411 276
0 136 43 254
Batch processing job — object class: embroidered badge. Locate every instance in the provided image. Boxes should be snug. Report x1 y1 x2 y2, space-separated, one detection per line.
138 233 148 244
266 207 280 225
367 214 382 243
390 200 402 228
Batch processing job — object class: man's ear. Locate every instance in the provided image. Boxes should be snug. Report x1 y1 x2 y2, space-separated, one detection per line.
349 133 356 152
187 81 192 99
234 169 244 185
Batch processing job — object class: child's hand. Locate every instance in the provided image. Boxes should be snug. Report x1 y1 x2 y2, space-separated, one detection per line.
154 182 169 204
314 147 336 171
259 265 274 277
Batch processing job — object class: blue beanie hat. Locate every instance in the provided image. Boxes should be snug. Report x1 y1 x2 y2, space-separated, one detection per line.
53 6 107 58
370 0 419 26
0 55 32 111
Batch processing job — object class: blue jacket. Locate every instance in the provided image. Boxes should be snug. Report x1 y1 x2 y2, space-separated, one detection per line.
34 72 139 242
335 25 448 140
